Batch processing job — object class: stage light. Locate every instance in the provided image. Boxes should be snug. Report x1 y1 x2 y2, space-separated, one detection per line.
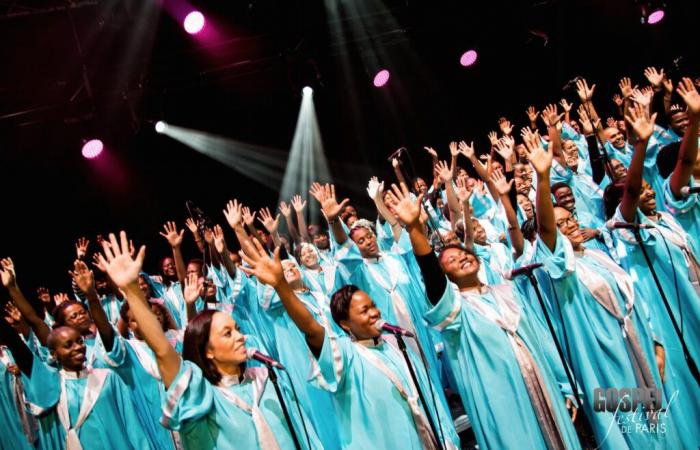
647 9 664 24
373 69 390 87
460 50 478 67
183 11 205 34
302 86 313 96
155 121 168 133
81 139 104 159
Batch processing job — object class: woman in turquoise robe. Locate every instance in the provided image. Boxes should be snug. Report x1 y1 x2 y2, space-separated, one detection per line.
239 237 459 450
0 345 35 450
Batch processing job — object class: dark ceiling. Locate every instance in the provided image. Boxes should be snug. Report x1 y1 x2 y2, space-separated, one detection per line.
0 0 697 291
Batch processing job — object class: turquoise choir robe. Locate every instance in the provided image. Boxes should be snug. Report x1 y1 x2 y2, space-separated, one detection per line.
0 347 34 450
663 177 700 259
424 282 581 450
161 359 321 450
535 232 682 449
22 353 153 450
309 331 460 449
550 160 606 219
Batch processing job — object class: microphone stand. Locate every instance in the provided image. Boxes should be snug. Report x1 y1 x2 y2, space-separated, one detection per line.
266 365 303 450
525 271 581 408
632 228 700 383
394 333 444 450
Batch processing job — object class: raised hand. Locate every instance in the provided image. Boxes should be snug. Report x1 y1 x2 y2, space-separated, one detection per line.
625 102 657 143
491 168 514 196
212 224 227 254
309 183 349 222
239 239 284 288
37 287 52 304
494 136 514 161
386 183 423 227
0 258 16 288
575 78 595 103
606 117 617 128
498 118 513 136
612 94 623 108
526 106 539 124
559 99 572 113
69 260 96 295
423 146 438 160
75 237 90 259
366 176 384 200
3 301 22 325
458 140 476 159
291 195 306 213
523 132 553 176
436 160 452 184
677 77 700 121
541 103 563 127
53 293 70 306
257 207 280 234
487 131 499 146
241 207 256 227
185 217 199 234
577 108 597 135
455 177 473 203
619 77 636 99
97 231 146 290
662 77 673 94
183 272 203 305
278 201 292 217
630 88 651 107
92 253 107 273
449 141 460 159
643 67 665 90
159 221 184 248
223 199 243 229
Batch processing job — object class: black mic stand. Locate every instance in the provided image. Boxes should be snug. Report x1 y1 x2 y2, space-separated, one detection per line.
266 365 303 450
394 333 444 450
632 228 700 384
525 271 581 408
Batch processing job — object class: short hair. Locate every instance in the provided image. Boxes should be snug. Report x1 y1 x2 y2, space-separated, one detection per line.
437 244 480 267
551 182 572 195
603 183 625 220
47 326 75 351
52 300 86 328
119 300 174 332
330 285 360 326
521 218 538 241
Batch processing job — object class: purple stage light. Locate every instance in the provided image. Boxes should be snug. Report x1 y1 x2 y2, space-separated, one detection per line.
184 11 205 34
460 50 478 67
647 9 664 24
82 139 104 159
373 69 390 87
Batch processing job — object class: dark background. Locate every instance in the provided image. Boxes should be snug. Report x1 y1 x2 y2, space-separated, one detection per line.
0 0 697 293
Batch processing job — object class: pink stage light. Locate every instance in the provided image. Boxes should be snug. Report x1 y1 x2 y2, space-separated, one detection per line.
373 69 390 87
82 139 104 159
647 9 665 24
460 50 478 67
184 11 205 34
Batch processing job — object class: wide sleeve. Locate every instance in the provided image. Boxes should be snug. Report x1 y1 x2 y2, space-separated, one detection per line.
424 281 463 334
160 360 215 431
109 372 156 450
534 230 576 281
307 332 351 393
663 177 698 216
22 353 60 415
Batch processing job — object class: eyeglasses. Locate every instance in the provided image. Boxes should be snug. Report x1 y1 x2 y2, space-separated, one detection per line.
555 216 578 228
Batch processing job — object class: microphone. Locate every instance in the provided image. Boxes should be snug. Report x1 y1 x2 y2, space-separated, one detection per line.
605 220 654 230
503 263 544 280
680 186 700 196
562 76 582 91
246 348 286 370
374 320 415 338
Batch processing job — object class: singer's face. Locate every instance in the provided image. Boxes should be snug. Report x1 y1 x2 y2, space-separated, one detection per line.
554 207 584 248
605 127 626 149
553 186 576 212
138 275 151 299
281 260 302 283
187 261 203 277
609 159 628 183
563 140 579 171
471 219 487 244
439 247 480 281
517 194 534 220
313 233 330 250
206 312 248 367
340 290 381 340
299 245 319 268
161 257 177 278
639 181 657 215
351 228 379 258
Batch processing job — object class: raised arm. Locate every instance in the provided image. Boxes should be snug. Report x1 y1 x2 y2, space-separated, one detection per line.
454 177 475 251
257 207 282 248
159 221 186 285
391 158 409 187
278 201 301 246
367 177 402 242
99 231 181 388
185 218 206 254
291 195 312 243
0 259 50 345
523 134 557 251
619 103 657 222
542 104 566 163
669 78 700 198
436 160 460 230
492 169 524 258
310 182 350 245
182 272 202 322
70 259 114 351
459 140 499 201
239 240 326 353
224 199 252 248
212 224 237 279
575 78 605 145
